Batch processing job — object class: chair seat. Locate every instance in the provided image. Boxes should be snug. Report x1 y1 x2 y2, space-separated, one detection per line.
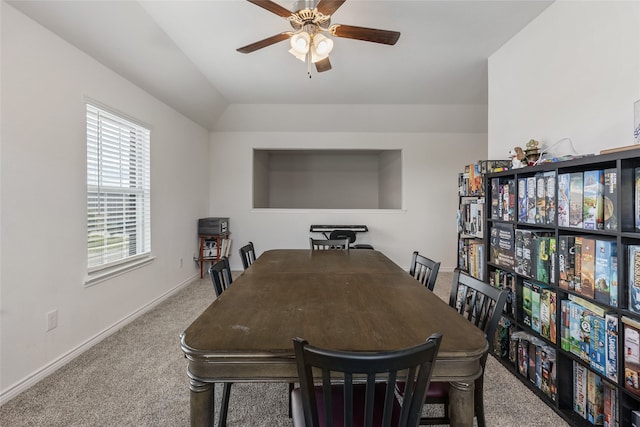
396 381 449 400
291 383 401 427
353 244 375 250
426 381 449 399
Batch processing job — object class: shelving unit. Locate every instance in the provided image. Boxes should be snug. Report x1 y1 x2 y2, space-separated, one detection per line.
482 147 640 426
198 233 230 279
457 160 510 280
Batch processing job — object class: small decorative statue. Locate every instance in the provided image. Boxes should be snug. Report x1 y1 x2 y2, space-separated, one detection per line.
525 139 541 165
509 146 526 169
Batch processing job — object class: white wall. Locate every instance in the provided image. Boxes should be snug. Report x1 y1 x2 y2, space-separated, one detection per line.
209 132 487 271
488 0 640 158
379 150 402 210
0 3 210 400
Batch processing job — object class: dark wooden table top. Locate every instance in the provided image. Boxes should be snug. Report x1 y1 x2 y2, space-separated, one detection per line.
181 250 487 383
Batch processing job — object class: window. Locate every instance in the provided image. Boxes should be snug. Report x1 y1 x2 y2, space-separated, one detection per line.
87 103 151 273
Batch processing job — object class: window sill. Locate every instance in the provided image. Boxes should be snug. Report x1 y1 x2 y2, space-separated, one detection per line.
84 255 156 287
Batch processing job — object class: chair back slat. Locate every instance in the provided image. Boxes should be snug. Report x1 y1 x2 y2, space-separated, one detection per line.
321 372 333 427
344 376 354 427
381 372 396 427
293 333 442 427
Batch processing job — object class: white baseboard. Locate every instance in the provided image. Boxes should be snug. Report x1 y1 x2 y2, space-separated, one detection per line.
0 274 199 405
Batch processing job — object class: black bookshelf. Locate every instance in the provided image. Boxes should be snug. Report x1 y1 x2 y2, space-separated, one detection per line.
483 147 640 426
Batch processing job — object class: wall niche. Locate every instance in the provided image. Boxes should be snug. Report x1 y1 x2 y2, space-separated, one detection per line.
253 149 401 209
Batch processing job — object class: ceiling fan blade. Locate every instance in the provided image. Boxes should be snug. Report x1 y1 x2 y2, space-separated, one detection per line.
331 24 400 45
314 57 332 73
315 0 346 16
237 33 291 53
246 0 292 18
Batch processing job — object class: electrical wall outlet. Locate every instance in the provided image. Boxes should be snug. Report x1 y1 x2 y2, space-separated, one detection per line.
46 309 58 331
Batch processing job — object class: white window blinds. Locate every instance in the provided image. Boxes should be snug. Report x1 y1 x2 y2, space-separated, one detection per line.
87 104 151 271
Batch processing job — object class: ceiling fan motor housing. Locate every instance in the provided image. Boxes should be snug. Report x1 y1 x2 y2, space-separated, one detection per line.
289 8 331 32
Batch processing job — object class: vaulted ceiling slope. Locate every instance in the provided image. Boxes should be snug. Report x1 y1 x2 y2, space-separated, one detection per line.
8 0 553 132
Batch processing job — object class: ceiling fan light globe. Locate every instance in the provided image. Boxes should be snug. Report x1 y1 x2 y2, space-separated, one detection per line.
293 37 308 51
313 34 333 55
290 32 310 55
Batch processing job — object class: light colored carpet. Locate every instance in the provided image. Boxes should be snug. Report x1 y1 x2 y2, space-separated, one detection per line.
0 271 569 426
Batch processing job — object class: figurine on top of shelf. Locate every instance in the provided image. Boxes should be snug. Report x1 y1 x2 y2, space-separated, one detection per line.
525 139 542 165
509 146 526 169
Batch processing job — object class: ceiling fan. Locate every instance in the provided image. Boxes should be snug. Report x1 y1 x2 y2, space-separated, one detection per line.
237 0 401 76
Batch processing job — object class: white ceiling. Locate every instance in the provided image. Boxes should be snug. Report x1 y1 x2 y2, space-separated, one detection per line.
8 0 553 131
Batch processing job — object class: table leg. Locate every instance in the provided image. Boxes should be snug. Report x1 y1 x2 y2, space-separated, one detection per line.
190 377 215 427
448 381 474 427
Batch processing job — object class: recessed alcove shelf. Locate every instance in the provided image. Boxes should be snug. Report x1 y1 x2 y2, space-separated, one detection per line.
253 149 402 209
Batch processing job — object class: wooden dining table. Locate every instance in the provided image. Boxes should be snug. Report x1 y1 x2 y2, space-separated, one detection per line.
181 249 488 427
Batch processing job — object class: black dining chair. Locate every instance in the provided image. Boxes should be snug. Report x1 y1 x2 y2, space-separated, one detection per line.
309 238 350 251
208 256 233 298
291 333 443 427
210 253 296 424
409 251 441 291
329 229 374 250
238 241 256 270
401 269 508 426
207 256 234 426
